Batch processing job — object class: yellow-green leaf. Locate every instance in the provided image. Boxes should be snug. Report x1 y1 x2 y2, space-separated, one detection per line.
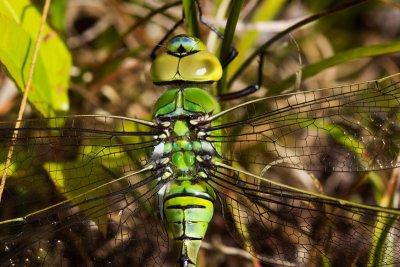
44 161 111 234
0 0 71 116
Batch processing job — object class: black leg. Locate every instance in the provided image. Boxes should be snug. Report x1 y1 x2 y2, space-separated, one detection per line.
218 52 265 101
195 0 223 39
195 0 260 101
220 47 238 68
150 18 184 60
217 85 259 101
194 0 238 68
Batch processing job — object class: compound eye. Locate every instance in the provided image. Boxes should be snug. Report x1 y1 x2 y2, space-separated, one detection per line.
167 35 207 56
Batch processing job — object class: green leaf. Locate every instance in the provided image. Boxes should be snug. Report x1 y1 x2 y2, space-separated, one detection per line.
49 0 67 36
217 0 244 95
369 166 400 266
0 0 71 116
44 161 112 235
182 0 200 38
368 215 397 266
269 41 400 94
0 161 16 177
321 253 331 267
227 0 287 79
81 144 155 215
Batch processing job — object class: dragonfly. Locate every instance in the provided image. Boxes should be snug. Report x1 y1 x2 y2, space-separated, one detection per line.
0 32 399 267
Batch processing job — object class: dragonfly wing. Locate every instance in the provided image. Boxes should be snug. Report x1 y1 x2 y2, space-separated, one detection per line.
0 169 170 266
209 163 400 266
0 115 171 265
206 74 400 172
0 115 159 213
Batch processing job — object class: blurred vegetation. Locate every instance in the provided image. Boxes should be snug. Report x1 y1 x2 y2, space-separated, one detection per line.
0 0 397 118
1 0 399 118
0 0 399 266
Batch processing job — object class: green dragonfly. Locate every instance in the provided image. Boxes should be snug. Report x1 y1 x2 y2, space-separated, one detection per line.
0 33 399 267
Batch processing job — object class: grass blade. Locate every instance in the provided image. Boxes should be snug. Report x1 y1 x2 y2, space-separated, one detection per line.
217 0 244 95
268 41 400 94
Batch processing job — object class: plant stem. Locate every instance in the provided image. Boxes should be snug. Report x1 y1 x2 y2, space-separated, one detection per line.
182 0 200 37
0 0 52 202
217 0 244 95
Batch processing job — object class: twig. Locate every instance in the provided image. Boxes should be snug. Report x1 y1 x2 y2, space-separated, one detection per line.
205 17 302 33
289 33 303 92
68 17 111 48
103 0 181 64
379 0 400 9
201 239 297 266
0 0 52 202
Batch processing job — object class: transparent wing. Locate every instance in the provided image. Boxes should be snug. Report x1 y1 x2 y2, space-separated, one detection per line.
0 115 170 265
206 74 400 172
209 163 400 266
0 168 170 266
0 115 159 215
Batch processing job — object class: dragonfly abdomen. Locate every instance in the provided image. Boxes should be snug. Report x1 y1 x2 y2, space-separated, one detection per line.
163 183 215 267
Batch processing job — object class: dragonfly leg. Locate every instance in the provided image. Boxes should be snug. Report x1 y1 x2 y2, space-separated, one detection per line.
217 85 259 101
220 47 238 68
195 0 223 39
194 0 239 68
218 52 265 101
196 0 263 101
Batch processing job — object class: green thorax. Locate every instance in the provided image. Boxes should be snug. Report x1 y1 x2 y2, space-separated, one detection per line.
154 87 220 118
154 87 221 174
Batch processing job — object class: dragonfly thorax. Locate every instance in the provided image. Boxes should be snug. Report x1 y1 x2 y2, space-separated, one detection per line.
152 118 215 177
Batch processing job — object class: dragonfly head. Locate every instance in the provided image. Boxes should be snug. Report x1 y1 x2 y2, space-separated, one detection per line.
150 34 223 85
